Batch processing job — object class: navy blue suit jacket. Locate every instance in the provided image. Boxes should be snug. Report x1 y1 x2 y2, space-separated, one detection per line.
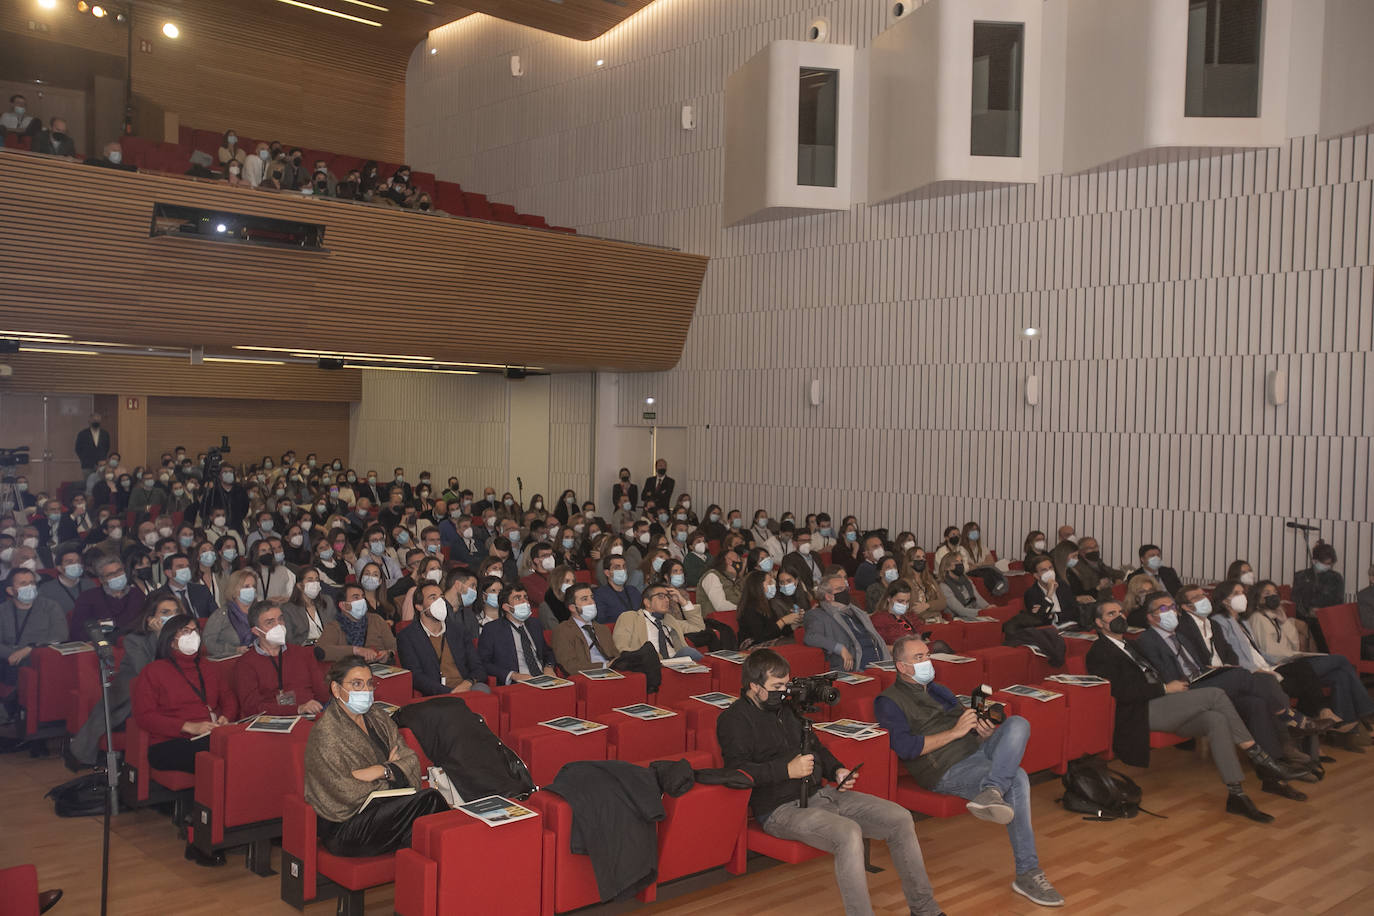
151 582 217 620
477 616 553 685
397 620 487 695
592 583 641 626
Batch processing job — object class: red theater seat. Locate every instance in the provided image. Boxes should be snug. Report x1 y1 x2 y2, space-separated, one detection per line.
574 670 647 718
511 724 610 786
744 819 829 864
667 698 726 765
0 865 40 916
394 808 543 916
930 656 986 696
991 688 1068 775
495 682 577 736
957 618 1004 651
643 782 750 901
970 645 1029 688
595 709 688 762
815 731 896 801
1317 603 1374 674
771 644 827 677
119 712 196 810
894 773 966 818
654 666 712 706
702 652 743 695
1047 678 1115 773
1150 731 1188 749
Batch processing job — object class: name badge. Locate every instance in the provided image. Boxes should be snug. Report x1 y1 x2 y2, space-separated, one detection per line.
277 690 296 707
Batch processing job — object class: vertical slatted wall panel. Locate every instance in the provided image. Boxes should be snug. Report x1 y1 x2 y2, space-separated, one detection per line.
408 0 1374 590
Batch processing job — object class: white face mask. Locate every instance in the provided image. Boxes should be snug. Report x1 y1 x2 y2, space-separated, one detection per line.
303 581 322 599
177 631 201 655
1039 569 1055 584
609 544 624 556
540 556 555 571
1227 594 1248 614
262 623 287 646
1033 539 1047 552
428 599 449 622
798 542 812 555
1239 571 1257 587
424 568 443 583
579 604 598 622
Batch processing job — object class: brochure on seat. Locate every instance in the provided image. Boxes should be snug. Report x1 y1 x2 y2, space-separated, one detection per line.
375 701 401 717
458 795 538 827
707 650 747 664
814 719 885 741
1045 674 1109 687
826 669 874 685
866 660 897 671
245 715 302 734
660 656 711 674
368 663 408 679
519 674 573 689
930 653 977 664
966 616 1002 623
578 668 625 680
539 716 608 735
690 692 736 709
51 641 94 655
1001 684 1063 702
613 703 677 720
360 787 416 811
1061 631 1099 641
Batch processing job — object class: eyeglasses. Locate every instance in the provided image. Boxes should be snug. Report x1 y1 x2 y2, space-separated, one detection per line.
1155 603 1178 613
342 679 377 690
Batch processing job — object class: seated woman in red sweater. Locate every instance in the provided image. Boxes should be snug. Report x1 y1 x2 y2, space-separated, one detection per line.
870 581 922 647
233 601 328 718
131 614 237 774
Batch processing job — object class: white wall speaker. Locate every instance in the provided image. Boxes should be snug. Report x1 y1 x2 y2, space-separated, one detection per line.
806 18 830 42
681 105 695 130
1266 368 1287 406
1024 374 1040 407
510 55 524 77
808 378 823 406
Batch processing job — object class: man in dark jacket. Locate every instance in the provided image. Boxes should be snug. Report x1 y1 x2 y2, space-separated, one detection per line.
640 459 674 509
73 414 112 477
397 582 489 695
716 649 943 916
1126 544 1184 607
33 117 76 156
1084 601 1303 822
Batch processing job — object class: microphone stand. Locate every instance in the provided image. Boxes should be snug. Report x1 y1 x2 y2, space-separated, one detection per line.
94 636 120 916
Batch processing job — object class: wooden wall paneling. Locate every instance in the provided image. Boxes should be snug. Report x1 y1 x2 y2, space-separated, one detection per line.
147 397 350 470
409 0 1374 596
0 352 362 401
0 151 707 373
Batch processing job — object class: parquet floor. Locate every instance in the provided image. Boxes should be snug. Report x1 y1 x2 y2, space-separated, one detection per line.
4 736 1372 915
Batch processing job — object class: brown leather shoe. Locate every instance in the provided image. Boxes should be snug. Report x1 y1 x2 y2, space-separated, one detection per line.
38 889 63 913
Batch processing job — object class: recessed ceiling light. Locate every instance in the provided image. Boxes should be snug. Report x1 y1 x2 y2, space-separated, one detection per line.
429 47 437 55
1022 327 1039 337
645 396 656 405
162 22 179 38
595 58 605 67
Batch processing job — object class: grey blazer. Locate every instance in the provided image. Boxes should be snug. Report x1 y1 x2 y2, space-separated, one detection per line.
802 601 892 671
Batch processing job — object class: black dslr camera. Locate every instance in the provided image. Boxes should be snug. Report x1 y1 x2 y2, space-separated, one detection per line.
784 673 841 711
970 684 1006 726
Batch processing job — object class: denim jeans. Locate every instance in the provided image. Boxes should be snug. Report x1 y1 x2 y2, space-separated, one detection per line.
675 645 704 662
932 715 1039 874
1306 653 1374 721
762 788 942 916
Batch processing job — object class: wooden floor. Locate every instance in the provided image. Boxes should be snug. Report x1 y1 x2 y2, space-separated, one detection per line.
5 740 1373 915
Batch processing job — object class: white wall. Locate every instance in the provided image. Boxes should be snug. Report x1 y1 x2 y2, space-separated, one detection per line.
350 369 595 504
407 0 1374 589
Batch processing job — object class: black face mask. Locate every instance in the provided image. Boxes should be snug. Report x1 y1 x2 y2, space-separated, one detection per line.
1084 551 1101 562
911 559 926 573
952 564 966 577
419 202 431 211
834 588 852 605
1262 595 1281 610
52 132 66 142
90 422 100 429
948 535 959 545
657 469 666 476
135 567 153 582
1107 616 1129 635
761 688 786 711
257 553 275 567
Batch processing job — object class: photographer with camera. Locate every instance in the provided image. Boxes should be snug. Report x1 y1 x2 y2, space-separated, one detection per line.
717 649 943 916
875 635 1064 908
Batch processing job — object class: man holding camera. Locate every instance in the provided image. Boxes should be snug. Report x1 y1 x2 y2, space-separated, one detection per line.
717 649 943 916
875 635 1064 908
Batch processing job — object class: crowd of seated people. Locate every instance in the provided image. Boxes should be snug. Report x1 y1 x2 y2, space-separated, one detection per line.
2 445 1371 904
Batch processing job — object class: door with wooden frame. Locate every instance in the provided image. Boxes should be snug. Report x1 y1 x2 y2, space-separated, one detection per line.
0 392 94 499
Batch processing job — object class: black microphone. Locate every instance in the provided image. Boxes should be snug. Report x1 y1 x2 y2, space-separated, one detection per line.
517 476 523 489
1285 521 1320 532
84 618 116 666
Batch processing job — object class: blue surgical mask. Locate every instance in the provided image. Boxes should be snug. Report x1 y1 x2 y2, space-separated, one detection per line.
361 576 381 591
344 690 374 715
764 583 777 599
238 586 258 605
222 548 238 562
892 601 909 616
968 530 980 542
396 531 410 545
173 567 192 585
199 551 216 567
16 584 38 604
1313 561 1331 573
820 527 833 537
1157 609 1179 632
911 660 936 685
1066 556 1079 568
652 557 665 572
47 512 61 524
425 543 440 555
461 589 477 607
1192 598 1213 617
1147 556 1163 571
64 563 84 580
105 574 128 593
611 569 628 586
730 518 743 529
347 599 368 619
511 603 532 622
675 531 687 543
369 541 384 555
883 567 899 583
484 592 499 609
670 573 685 588
845 531 857 543
320 548 334 560
562 537 575 550
179 535 194 548
758 557 774 572
780 581 797 596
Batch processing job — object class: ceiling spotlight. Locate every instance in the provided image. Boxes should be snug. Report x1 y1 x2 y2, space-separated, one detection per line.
38 0 58 11
76 1 88 11
429 47 437 55
91 5 106 17
595 58 605 67
162 22 179 38
1022 327 1039 337
215 223 227 233
645 396 656 405
115 11 125 22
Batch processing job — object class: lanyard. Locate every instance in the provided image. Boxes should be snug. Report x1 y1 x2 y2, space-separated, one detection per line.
173 657 211 715
269 649 285 690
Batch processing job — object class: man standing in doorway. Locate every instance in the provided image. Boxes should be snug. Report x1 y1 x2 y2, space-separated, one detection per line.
642 459 675 508
74 414 111 478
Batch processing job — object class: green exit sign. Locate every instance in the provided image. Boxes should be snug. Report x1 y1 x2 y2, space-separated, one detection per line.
642 411 657 420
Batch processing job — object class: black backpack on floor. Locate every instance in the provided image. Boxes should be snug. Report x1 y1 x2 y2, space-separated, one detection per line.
46 773 110 818
1057 756 1160 821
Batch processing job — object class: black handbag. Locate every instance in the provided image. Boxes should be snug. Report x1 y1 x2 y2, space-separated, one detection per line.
1057 756 1160 821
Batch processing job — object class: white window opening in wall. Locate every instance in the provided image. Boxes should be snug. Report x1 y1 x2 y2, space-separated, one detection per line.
1185 0 1264 118
797 67 839 187
971 21 1023 157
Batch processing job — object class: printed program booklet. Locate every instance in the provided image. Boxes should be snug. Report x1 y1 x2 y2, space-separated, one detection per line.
1001 684 1063 702
690 692 736 709
1045 674 1109 687
360 787 416 811
245 715 302 734
519 674 574 689
814 719 885 741
51 641 94 655
707 650 747 664
578 668 625 680
539 716 608 735
368 663 408 679
930 653 977 664
660 656 711 674
828 670 874 685
614 703 677 720
458 795 539 827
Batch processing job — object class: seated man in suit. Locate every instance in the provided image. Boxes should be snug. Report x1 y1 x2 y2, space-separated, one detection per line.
781 528 824 588
804 572 891 672
35 499 77 568
593 555 642 625
1066 536 1125 603
552 582 621 673
1 568 68 702
1085 600 1307 822
477 584 555 684
612 584 703 661
38 546 94 617
1132 588 1309 798
876 635 1064 908
150 553 216 621
1021 555 1083 628
853 534 887 593
397 581 490 695
1126 544 1183 624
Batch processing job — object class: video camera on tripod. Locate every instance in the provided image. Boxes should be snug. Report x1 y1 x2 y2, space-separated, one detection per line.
783 672 842 712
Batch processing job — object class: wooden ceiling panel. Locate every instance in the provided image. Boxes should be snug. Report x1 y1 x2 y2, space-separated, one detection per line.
460 0 658 41
0 150 706 373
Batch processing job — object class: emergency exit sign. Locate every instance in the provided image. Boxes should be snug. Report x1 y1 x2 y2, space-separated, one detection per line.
642 411 656 420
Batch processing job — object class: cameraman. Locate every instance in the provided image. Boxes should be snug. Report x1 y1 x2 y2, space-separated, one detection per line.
875 635 1064 908
717 649 943 916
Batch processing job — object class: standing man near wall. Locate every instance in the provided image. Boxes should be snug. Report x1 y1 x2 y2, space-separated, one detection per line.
642 459 675 508
74 414 112 479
